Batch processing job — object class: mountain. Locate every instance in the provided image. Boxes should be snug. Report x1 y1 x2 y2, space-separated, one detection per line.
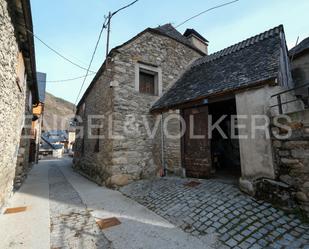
43 92 75 131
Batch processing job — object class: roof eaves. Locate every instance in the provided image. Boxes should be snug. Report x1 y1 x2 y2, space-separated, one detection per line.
21 0 39 104
151 77 277 113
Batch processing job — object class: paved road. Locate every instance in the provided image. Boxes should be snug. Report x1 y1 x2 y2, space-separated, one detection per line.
0 158 216 249
121 177 309 249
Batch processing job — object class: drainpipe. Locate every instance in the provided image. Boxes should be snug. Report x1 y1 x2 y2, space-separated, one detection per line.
161 113 166 176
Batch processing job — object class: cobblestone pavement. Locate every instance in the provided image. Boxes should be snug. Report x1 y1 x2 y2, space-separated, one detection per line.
49 166 112 249
121 177 309 249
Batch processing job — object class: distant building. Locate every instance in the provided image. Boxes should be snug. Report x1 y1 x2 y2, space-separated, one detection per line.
40 130 74 158
30 72 47 163
0 0 39 208
68 128 76 151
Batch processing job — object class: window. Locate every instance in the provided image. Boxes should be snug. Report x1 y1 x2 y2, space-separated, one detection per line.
139 71 155 95
135 63 162 96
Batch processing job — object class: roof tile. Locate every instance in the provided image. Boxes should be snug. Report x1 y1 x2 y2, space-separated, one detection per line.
151 25 284 111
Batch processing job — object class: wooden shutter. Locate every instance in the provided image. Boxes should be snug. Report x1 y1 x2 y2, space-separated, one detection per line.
139 72 155 95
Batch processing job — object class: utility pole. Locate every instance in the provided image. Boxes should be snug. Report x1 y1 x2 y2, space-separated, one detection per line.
105 12 112 59
104 0 138 60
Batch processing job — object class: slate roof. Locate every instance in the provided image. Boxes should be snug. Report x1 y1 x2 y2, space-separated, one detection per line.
151 25 284 112
289 37 309 58
154 24 204 53
111 23 205 56
36 72 47 103
42 130 68 144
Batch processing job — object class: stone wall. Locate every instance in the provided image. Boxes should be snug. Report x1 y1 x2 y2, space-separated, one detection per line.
14 94 32 189
151 111 183 177
236 84 305 197
0 0 28 209
74 31 201 187
292 52 309 90
271 110 309 217
110 32 200 186
73 62 115 185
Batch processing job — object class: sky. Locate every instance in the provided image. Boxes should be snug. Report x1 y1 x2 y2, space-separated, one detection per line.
30 0 309 104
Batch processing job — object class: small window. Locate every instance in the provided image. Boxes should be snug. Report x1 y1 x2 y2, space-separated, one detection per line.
139 71 156 95
136 63 162 96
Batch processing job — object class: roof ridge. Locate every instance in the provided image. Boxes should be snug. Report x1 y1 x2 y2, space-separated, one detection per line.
193 25 284 67
151 23 205 55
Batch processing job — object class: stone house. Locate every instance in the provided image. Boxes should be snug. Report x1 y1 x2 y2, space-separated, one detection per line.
74 24 206 186
0 0 39 208
74 22 309 215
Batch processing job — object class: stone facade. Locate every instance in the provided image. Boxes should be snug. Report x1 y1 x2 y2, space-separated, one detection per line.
74 30 201 186
0 0 36 209
291 47 309 88
270 110 309 217
14 99 33 189
73 61 115 185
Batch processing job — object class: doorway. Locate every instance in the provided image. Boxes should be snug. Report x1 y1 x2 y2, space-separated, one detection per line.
181 97 241 183
209 98 241 184
182 106 212 178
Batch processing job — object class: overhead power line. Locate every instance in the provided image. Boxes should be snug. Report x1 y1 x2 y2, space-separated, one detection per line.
21 25 96 73
74 0 139 108
105 0 139 57
74 19 108 107
38 72 97 83
176 0 240 28
111 0 139 16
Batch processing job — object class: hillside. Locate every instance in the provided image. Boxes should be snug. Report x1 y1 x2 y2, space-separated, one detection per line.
43 92 75 131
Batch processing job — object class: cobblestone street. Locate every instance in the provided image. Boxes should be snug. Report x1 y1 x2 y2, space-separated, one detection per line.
121 177 309 249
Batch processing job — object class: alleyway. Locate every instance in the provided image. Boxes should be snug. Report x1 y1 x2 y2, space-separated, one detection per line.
0 158 216 249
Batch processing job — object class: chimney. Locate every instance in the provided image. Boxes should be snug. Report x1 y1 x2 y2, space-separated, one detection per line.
183 29 209 55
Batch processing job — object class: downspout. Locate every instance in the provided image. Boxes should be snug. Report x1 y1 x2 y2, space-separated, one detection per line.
161 113 166 176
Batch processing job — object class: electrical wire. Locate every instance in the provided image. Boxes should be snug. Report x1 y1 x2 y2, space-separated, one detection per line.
74 19 107 107
112 0 139 16
176 0 240 28
74 1 139 108
38 72 97 83
18 22 96 73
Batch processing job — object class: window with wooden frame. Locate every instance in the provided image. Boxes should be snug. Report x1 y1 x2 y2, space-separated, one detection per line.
139 70 156 95
135 63 162 96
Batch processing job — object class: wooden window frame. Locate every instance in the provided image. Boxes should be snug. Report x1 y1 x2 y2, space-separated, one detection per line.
135 62 162 96
139 69 156 95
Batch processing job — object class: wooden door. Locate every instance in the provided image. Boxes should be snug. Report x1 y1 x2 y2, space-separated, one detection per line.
182 106 212 178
